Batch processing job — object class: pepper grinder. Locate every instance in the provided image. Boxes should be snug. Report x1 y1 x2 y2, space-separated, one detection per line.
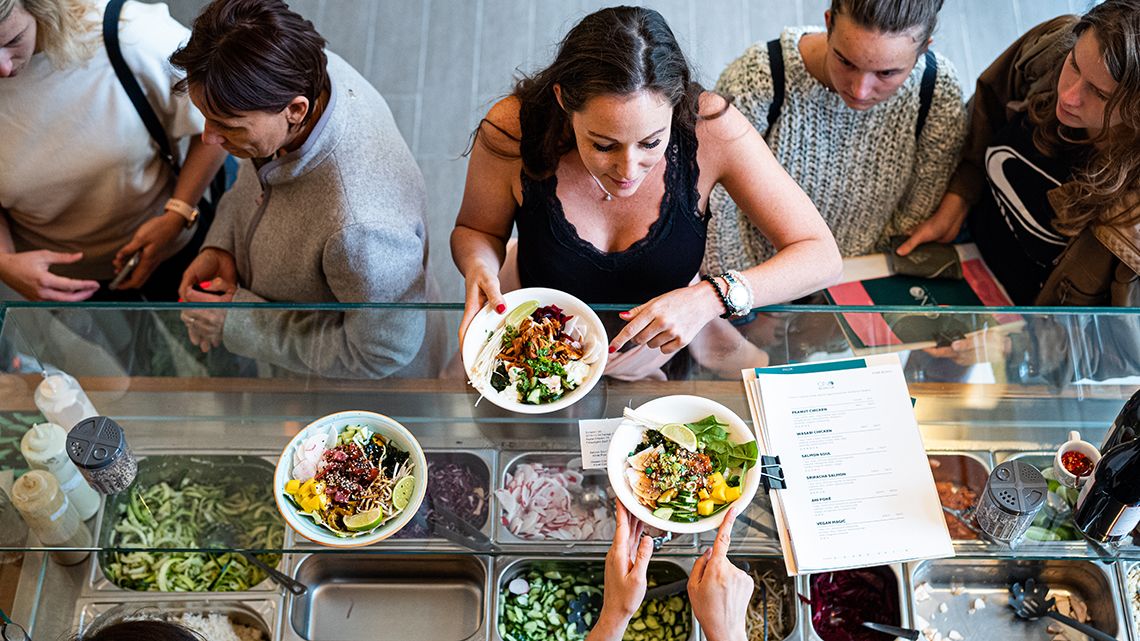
975 460 1047 546
66 416 138 495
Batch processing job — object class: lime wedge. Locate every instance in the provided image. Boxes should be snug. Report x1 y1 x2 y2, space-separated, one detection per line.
344 507 383 532
504 300 540 327
660 423 698 452
392 475 416 512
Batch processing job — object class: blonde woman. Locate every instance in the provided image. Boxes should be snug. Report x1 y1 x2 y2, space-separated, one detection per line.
0 0 225 301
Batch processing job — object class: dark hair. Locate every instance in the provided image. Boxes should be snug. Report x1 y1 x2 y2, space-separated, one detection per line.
77 621 203 641
170 0 329 119
829 0 944 47
1028 0 1140 234
478 6 718 179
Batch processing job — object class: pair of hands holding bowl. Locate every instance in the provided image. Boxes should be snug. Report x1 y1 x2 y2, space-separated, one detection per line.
587 501 753 641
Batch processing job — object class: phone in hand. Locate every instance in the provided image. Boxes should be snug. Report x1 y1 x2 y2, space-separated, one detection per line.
192 281 226 296
108 251 141 290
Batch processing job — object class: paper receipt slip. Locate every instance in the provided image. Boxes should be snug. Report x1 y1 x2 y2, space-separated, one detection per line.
742 354 953 575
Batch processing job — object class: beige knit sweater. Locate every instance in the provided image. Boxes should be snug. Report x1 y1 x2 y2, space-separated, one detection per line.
704 27 967 273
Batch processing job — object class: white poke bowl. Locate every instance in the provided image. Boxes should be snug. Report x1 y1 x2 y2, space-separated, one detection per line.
274 410 428 547
607 395 762 534
461 287 608 415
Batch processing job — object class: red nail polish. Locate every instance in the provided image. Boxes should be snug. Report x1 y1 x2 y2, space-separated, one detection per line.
496 303 506 313
178 298 185 303
199 281 212 289
608 346 616 353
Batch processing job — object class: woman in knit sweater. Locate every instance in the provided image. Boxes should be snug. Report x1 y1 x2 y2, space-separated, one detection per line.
704 0 967 273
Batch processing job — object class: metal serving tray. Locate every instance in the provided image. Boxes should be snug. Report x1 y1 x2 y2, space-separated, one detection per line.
495 452 695 552
727 556 805 641
72 597 278 639
928 451 992 548
907 558 1127 641
88 453 283 593
494 556 696 641
801 564 910 641
282 552 492 641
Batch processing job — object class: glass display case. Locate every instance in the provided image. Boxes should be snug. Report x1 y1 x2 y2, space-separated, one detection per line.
1 301 1138 641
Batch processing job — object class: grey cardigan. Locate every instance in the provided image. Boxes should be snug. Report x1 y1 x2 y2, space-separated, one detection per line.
205 52 428 378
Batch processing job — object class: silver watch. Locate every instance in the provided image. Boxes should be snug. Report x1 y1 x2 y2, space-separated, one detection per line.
720 271 753 317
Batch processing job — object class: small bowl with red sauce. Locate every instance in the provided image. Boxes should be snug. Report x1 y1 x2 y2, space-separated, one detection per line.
1054 430 1101 489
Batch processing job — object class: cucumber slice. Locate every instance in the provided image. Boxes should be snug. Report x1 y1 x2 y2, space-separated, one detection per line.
652 507 674 520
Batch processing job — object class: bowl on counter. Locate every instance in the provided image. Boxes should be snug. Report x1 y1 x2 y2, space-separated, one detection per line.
274 410 428 547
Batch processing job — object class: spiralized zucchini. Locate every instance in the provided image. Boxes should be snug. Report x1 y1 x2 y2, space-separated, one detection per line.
102 479 283 592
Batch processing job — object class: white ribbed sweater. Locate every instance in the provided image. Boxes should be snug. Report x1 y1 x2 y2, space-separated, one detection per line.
704 27 967 273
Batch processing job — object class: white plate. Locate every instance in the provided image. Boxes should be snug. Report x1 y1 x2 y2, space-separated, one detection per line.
607 395 761 534
461 287 608 414
273 411 428 548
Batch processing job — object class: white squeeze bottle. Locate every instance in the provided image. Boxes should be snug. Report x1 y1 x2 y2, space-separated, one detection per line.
21 422 101 520
34 372 98 429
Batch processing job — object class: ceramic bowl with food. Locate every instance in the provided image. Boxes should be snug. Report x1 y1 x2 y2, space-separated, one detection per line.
274 410 427 547
462 287 607 414
607 395 761 534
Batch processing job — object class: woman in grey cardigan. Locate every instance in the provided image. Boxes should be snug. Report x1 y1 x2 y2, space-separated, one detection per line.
173 0 429 379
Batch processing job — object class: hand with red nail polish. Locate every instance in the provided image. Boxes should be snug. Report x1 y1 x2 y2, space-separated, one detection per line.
458 263 506 345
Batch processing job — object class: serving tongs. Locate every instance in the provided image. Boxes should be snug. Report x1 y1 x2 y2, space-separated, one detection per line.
432 504 498 553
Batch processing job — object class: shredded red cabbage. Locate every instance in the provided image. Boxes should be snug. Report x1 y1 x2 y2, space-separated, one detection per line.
810 566 900 641
393 457 489 539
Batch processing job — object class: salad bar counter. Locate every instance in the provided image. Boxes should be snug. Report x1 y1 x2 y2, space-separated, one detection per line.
9 420 1140 641
3 303 1140 641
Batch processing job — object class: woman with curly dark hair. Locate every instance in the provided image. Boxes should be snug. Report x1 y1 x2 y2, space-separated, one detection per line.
451 6 840 378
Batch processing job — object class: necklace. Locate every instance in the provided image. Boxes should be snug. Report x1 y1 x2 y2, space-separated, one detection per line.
588 172 614 201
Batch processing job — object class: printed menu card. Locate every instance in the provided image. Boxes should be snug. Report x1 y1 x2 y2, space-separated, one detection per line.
742 354 953 575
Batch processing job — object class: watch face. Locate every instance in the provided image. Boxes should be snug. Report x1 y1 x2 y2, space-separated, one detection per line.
728 286 749 307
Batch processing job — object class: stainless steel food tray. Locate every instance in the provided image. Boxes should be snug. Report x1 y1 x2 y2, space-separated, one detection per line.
907 558 1127 641
281 552 493 641
87 453 282 594
800 564 911 641
72 596 279 640
494 555 697 641
495 451 696 552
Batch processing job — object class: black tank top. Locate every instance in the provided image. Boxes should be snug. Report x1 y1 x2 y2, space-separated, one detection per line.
515 125 708 304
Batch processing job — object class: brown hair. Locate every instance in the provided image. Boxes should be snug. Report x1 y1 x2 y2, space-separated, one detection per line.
169 0 328 120
476 6 719 179
77 620 203 641
1028 0 1140 234
829 0 944 48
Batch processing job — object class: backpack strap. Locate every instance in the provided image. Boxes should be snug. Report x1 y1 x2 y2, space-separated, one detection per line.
765 38 785 139
915 50 937 140
103 0 179 172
